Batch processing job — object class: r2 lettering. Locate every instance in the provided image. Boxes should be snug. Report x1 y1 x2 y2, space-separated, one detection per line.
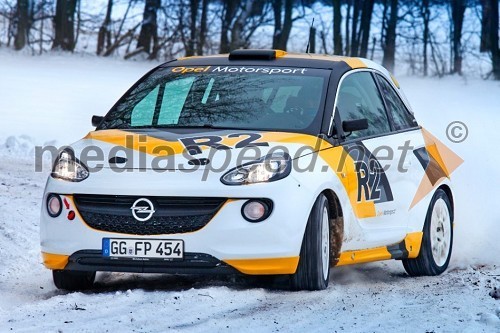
179 133 269 155
355 159 382 202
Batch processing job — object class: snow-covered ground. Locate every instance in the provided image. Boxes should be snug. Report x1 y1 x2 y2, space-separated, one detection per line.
0 52 499 332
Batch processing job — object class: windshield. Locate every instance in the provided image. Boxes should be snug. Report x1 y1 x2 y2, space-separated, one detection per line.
100 65 330 133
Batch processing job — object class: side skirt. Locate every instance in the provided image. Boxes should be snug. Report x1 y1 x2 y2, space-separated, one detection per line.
335 232 423 266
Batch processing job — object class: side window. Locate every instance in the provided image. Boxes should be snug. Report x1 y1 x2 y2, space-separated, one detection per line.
376 75 416 130
335 72 391 140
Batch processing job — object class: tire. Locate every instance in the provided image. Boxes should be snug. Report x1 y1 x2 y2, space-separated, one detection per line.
53 270 96 291
290 194 331 291
403 189 453 276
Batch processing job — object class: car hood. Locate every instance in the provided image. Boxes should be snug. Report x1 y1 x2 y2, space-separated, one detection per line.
70 129 332 171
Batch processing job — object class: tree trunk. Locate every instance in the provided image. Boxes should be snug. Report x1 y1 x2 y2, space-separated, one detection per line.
421 0 430 76
74 0 81 48
272 0 282 49
349 0 361 56
480 0 491 52
489 0 500 79
479 0 500 80
52 0 77 51
220 0 237 53
230 0 253 51
197 0 208 55
345 0 351 55
359 0 374 58
185 0 199 56
14 0 30 50
136 0 160 57
272 0 293 50
382 0 398 72
333 0 342 55
450 0 466 75
39 0 44 54
97 0 113 55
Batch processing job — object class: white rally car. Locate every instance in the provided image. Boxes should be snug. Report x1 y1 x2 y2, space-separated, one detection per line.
41 49 459 291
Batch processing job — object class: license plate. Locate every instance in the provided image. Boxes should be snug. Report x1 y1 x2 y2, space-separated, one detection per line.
102 238 184 259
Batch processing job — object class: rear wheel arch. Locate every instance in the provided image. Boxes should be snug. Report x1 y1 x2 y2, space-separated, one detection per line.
437 184 454 222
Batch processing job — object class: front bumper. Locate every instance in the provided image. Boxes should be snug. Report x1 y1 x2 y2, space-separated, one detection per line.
42 251 299 275
40 169 316 275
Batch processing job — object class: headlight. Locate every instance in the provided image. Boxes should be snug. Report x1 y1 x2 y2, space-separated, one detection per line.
51 149 89 182
221 152 291 185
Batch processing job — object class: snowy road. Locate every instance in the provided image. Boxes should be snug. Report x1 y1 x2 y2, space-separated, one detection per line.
0 53 499 332
0 157 498 332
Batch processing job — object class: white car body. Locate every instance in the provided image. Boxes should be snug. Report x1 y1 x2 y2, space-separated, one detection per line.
40 50 459 287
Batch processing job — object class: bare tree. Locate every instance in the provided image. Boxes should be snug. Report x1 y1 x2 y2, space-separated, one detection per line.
480 0 500 79
450 0 466 75
197 0 208 55
219 0 270 53
420 0 431 76
272 0 294 50
349 0 361 56
345 0 351 54
52 0 77 51
136 0 160 58
491 0 500 79
333 0 342 55
186 0 198 56
342 0 374 57
179 0 210 56
382 0 398 72
229 0 254 50
219 0 236 53
358 0 374 57
13 0 30 50
97 0 113 55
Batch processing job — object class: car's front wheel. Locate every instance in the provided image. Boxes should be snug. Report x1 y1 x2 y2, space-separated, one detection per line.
403 189 453 276
290 194 331 291
53 270 96 291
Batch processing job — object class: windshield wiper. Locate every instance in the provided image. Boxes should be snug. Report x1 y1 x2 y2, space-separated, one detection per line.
153 124 245 130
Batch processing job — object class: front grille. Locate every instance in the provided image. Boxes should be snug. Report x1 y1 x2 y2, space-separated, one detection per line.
73 195 226 235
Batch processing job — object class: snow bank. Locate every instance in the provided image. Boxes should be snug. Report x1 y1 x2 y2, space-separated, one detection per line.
0 135 36 157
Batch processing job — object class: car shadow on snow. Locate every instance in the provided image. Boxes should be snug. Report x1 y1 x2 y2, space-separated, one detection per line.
330 261 410 286
66 261 415 295
87 272 291 293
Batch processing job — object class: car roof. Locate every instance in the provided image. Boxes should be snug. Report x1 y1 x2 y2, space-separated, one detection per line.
166 50 364 72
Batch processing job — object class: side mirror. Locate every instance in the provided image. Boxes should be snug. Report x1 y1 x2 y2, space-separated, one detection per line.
92 115 104 127
342 118 368 133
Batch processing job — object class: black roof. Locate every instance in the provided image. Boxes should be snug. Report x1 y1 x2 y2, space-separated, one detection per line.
161 51 354 73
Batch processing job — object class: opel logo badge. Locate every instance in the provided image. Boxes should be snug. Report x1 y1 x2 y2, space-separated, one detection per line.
130 198 155 222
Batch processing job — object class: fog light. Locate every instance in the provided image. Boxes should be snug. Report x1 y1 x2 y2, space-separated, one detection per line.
47 194 62 218
241 199 273 222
